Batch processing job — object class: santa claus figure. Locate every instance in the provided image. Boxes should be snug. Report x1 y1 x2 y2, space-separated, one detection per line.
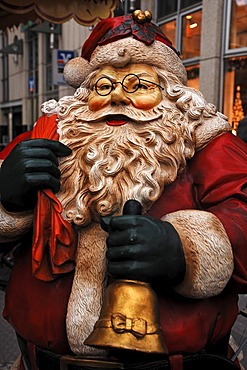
0 10 247 370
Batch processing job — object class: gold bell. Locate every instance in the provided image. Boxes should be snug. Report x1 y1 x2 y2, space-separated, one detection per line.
84 279 168 354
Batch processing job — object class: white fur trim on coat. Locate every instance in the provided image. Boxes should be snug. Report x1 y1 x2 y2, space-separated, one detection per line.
66 223 107 356
161 210 234 299
0 202 33 243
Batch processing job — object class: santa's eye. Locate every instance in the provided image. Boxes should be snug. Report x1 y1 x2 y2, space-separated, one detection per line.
94 77 113 95
99 84 111 91
136 83 149 90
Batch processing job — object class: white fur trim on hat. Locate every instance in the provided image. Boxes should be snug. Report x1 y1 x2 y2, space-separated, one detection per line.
64 37 187 88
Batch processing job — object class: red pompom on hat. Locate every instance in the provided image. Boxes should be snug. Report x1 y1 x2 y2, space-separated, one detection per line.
64 10 187 88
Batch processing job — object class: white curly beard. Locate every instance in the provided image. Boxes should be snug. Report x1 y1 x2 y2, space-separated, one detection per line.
56 103 194 226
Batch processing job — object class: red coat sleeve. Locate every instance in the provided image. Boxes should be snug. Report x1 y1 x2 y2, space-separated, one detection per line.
148 132 247 293
193 133 247 292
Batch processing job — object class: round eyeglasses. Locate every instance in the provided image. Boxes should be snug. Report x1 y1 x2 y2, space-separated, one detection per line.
93 73 164 96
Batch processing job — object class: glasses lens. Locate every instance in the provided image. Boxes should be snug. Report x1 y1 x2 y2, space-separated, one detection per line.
122 74 140 93
95 77 113 96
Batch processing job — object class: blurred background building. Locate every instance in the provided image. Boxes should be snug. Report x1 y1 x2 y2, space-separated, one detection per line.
0 0 246 149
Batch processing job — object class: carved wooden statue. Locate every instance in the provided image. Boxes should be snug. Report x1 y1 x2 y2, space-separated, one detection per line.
0 10 247 370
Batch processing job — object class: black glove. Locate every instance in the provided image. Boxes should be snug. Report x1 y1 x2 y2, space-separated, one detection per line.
0 139 71 212
101 212 186 286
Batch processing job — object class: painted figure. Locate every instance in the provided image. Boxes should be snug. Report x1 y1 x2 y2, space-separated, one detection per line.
0 10 247 370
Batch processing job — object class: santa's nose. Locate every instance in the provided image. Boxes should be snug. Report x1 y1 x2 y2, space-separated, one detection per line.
110 85 131 106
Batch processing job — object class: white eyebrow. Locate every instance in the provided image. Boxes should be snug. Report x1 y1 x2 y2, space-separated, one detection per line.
135 72 152 77
132 73 160 85
95 73 117 82
94 71 157 84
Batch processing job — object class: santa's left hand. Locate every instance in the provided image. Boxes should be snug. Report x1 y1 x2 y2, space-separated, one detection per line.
101 215 186 286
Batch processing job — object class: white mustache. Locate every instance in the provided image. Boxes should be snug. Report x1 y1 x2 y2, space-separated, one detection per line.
73 102 164 123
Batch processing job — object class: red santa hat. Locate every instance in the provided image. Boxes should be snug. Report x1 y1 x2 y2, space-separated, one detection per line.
64 10 187 88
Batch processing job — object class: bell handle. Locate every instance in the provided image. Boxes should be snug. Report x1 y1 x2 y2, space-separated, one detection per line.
123 199 142 215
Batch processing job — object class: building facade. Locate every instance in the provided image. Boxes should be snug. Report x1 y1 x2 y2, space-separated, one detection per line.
0 0 246 148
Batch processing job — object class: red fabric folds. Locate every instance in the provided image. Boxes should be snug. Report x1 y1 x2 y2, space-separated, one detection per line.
31 114 76 281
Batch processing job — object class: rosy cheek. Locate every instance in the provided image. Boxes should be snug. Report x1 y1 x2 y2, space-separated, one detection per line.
132 95 162 110
88 96 108 111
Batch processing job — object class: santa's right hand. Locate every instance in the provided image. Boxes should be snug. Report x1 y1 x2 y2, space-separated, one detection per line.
0 139 71 212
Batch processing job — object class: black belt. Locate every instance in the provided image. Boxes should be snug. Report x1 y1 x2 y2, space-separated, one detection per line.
35 347 239 370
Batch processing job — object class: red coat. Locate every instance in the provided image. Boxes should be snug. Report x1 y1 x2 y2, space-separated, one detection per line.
1 121 247 356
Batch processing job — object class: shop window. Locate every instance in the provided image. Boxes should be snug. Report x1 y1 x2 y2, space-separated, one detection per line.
157 0 202 18
157 2 202 67
26 30 39 124
181 10 202 60
44 31 59 98
180 0 202 9
186 64 200 89
27 31 38 96
160 19 176 48
0 32 9 102
229 0 247 50
0 125 8 150
223 56 247 133
157 0 178 18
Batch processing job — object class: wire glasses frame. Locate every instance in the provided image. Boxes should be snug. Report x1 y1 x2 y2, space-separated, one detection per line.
93 73 164 96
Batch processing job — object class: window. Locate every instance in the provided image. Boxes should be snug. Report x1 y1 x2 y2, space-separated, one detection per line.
223 56 247 132
0 32 9 102
160 19 176 47
27 30 39 124
157 0 202 87
180 0 201 9
157 1 202 59
222 1 247 134
186 64 200 90
181 10 201 60
157 0 202 21
44 30 59 101
228 0 247 51
157 1 177 18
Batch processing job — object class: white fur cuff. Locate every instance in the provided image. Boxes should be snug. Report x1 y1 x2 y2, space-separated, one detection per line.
0 202 33 243
162 210 234 299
